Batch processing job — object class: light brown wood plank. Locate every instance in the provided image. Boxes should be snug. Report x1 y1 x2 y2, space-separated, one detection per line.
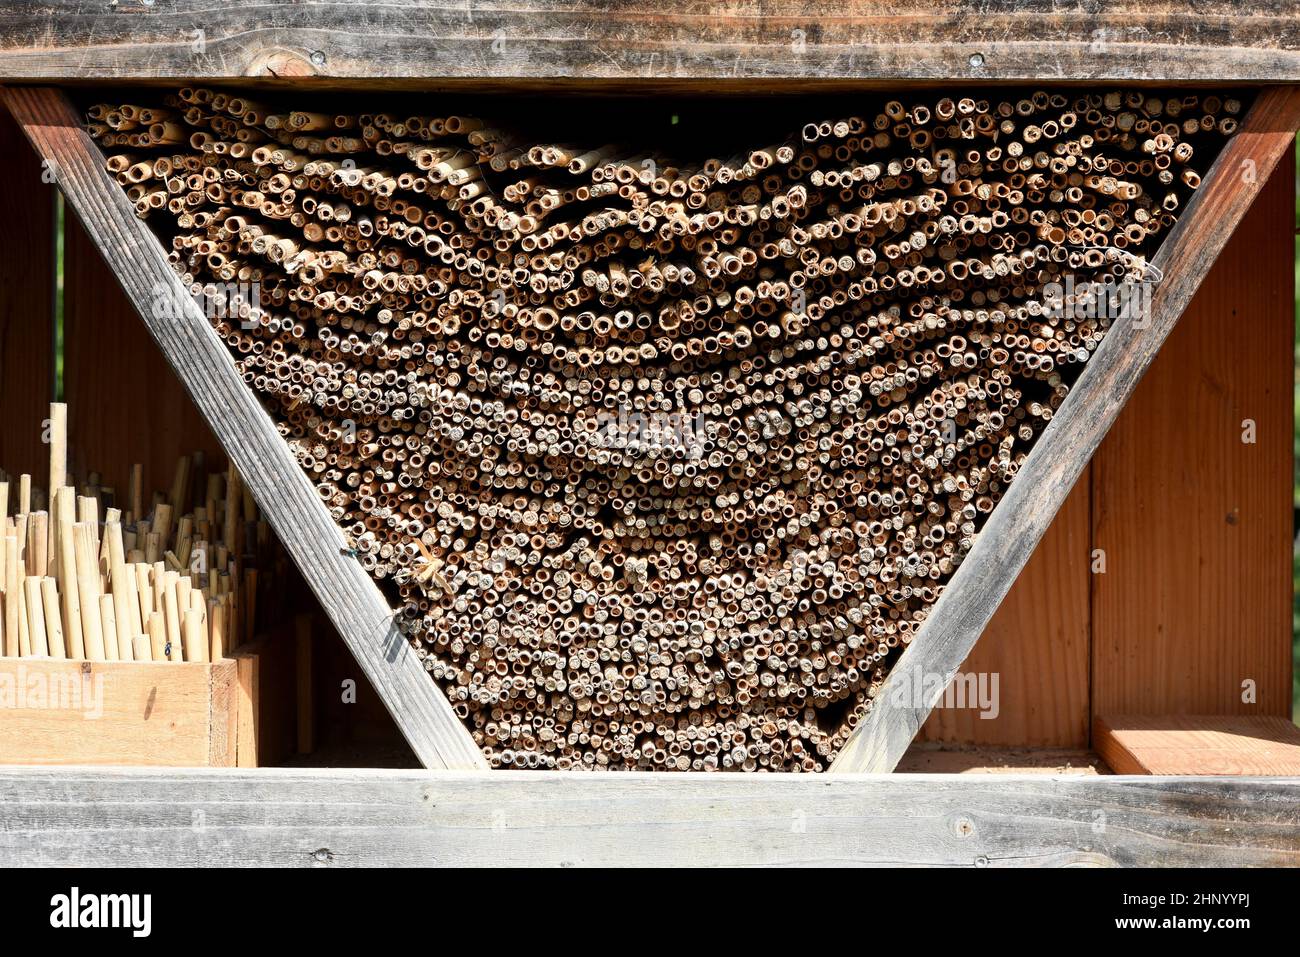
831 86 1300 773
1091 144 1294 720
919 474 1091 748
0 767 1297 866
0 1 1297 83
0 657 237 766
0 102 54 481
1096 715 1300 775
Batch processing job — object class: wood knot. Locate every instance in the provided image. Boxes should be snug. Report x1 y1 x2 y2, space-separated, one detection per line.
245 48 319 78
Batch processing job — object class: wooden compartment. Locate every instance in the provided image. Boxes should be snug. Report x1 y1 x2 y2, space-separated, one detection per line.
0 656 238 766
0 0 1296 865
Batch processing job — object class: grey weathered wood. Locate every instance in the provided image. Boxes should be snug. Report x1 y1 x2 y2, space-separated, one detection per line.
831 86 1300 773
0 1 1297 83
0 766 1296 866
1 85 486 771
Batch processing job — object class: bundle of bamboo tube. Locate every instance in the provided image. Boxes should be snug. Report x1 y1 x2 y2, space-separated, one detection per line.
0 403 277 663
89 88 1239 769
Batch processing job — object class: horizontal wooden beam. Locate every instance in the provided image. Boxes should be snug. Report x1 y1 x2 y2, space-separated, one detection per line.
1 85 487 772
830 85 1300 773
0 767 1296 866
0 1 1297 84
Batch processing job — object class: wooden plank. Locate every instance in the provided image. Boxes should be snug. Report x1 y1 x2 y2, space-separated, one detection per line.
919 475 1091 748
1091 149 1294 719
209 655 238 767
0 1 1297 83
0 102 54 481
1096 715 1300 775
233 647 260 768
0 657 236 766
1 85 486 771
831 86 1300 773
62 215 223 498
0 767 1295 866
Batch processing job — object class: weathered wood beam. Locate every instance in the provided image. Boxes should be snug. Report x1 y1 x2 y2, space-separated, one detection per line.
0 1 1297 84
0 85 487 772
0 767 1296 866
831 86 1300 773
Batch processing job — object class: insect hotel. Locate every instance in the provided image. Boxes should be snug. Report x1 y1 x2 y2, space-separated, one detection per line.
0 1 1296 866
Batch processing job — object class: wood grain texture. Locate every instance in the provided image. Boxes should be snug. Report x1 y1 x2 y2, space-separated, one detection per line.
62 215 223 498
1096 715 1300 775
0 103 54 480
831 86 1300 774
2 85 486 770
919 475 1091 748
1091 148 1294 719
0 766 1295 866
897 746 1104 774
0 657 236 766
0 1 1297 83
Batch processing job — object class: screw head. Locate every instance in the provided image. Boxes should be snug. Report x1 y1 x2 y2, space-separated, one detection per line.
969 52 985 68
310 50 327 66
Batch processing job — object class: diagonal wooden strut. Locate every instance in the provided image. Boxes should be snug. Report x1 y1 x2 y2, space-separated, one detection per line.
831 85 1300 773
2 85 486 770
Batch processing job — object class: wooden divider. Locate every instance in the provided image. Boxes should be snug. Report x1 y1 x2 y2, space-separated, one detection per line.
1091 142 1295 719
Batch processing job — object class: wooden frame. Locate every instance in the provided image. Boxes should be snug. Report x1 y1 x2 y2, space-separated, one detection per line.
3 81 1297 776
1 766 1296 866
0 1 1296 84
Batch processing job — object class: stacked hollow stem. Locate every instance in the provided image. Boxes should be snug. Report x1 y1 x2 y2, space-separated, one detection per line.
90 88 1238 769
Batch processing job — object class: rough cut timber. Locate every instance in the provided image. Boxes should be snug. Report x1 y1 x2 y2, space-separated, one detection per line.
0 1 1297 84
0 766 1298 866
1 84 488 771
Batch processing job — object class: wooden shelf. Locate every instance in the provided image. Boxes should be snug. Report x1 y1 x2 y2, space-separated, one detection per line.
1096 715 1300 775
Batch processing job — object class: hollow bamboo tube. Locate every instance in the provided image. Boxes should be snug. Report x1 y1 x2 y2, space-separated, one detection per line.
208 596 224 660
40 577 65 659
57 519 85 660
26 510 47 577
105 521 138 661
134 562 153 631
72 523 106 662
48 401 66 510
148 610 166 661
163 570 182 661
182 606 206 663
24 577 48 656
16 567 30 656
3 534 18 656
98 596 118 663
